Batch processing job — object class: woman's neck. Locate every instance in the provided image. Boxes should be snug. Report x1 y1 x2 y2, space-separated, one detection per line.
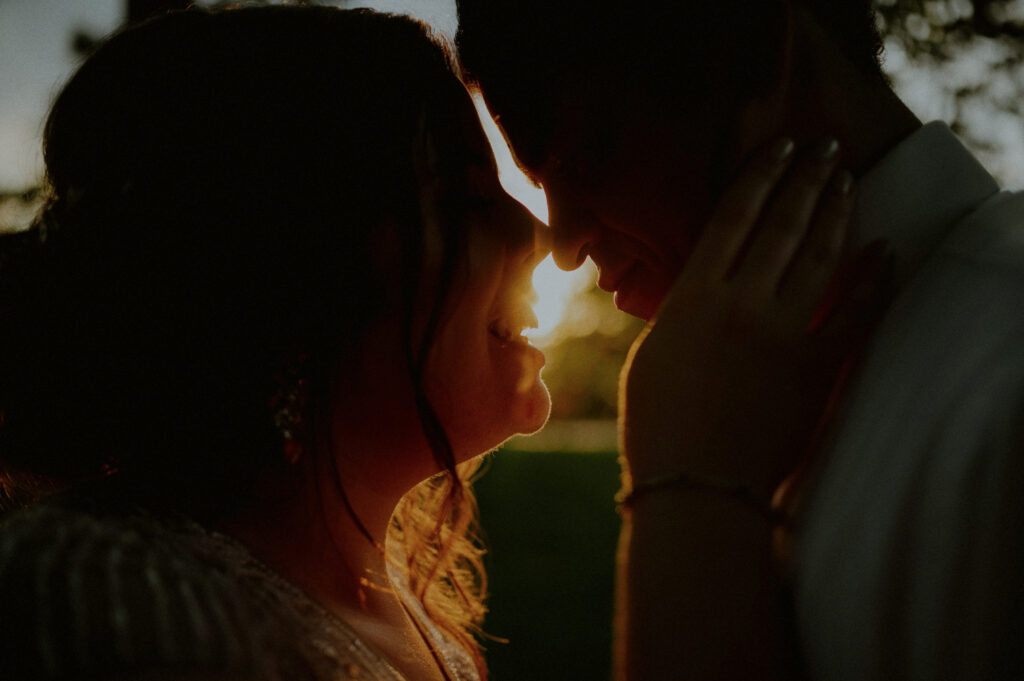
214 466 453 681
215 474 393 619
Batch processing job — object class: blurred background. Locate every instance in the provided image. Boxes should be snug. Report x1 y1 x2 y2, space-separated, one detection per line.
2 1 1023 678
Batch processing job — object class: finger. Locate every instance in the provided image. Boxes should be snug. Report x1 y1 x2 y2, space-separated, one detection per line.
733 138 841 292
690 137 796 281
777 169 855 316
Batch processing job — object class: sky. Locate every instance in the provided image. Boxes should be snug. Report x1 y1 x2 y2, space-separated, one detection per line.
0 0 122 188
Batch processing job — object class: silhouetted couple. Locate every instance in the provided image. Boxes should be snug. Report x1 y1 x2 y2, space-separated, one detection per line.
0 3 1019 680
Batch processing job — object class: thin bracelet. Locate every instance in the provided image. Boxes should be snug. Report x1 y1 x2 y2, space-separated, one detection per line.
615 470 785 526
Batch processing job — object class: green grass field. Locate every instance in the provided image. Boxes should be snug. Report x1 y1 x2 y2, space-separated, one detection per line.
474 447 622 681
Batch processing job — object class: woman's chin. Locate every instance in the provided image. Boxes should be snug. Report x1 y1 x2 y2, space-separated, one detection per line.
510 381 552 437
444 370 552 463
463 384 551 459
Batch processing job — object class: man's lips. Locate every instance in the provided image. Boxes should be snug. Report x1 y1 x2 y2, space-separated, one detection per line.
613 286 652 320
597 261 666 321
596 261 639 294
598 262 654 319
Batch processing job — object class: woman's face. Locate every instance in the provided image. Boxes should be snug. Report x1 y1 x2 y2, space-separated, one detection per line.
420 92 551 462
334 88 550 482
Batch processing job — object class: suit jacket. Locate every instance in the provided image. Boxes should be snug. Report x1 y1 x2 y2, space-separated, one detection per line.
795 122 1024 681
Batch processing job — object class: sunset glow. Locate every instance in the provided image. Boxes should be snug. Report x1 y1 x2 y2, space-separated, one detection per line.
528 254 599 343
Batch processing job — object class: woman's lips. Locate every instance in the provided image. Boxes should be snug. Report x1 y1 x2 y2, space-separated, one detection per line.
488 286 546 369
488 324 546 367
487 300 538 340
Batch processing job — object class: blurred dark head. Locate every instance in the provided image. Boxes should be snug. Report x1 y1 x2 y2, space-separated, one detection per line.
456 1 883 171
0 6 469 515
456 1 884 320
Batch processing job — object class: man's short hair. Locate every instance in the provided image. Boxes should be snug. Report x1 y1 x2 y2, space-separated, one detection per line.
456 1 882 168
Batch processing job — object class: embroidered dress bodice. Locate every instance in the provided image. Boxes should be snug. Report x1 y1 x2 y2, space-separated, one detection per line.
0 502 480 681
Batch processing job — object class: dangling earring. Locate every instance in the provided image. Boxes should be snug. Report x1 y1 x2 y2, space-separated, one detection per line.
270 353 310 465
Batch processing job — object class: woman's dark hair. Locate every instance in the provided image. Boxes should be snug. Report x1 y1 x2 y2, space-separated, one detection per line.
1 5 450 506
0 4 492 672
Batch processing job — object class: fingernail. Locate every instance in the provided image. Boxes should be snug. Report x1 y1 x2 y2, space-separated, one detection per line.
814 137 840 161
772 137 796 161
832 169 854 195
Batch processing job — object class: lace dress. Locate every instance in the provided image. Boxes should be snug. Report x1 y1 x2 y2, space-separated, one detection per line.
0 502 480 681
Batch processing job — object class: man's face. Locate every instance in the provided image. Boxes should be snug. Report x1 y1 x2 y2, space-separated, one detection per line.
514 90 732 321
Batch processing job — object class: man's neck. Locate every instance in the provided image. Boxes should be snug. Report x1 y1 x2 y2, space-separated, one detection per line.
786 7 922 177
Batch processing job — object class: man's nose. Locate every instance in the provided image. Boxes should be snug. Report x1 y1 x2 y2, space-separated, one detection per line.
546 189 600 271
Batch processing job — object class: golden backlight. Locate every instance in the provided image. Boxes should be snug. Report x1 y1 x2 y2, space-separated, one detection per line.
470 93 597 345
